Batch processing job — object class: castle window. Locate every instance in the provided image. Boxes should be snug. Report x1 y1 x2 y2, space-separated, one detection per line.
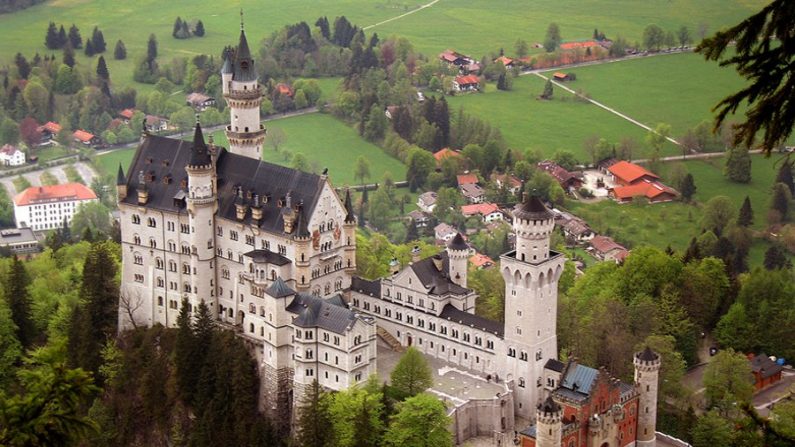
181 244 190 254
156 277 164 287
306 368 314 377
134 274 144 283
169 261 177 272
133 235 141 245
516 327 522 335
157 296 163 306
452 329 459 338
245 235 254 246
536 350 543 361
520 351 528 361
147 217 156 227
261 240 270 250
132 214 140 224
217 226 223 237
249 323 254 333
305 331 313 340
463 333 470 342
133 254 143 265
333 336 339 346
180 223 189 234
230 231 238 241
182 263 190 274
518 378 525 388
249 304 255 314
508 348 516 357
156 258 164 269
183 283 191 292
149 238 156 248
278 245 286 255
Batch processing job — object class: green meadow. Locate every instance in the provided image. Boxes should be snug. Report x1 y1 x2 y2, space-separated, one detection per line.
446 75 678 161
559 52 750 137
98 113 406 187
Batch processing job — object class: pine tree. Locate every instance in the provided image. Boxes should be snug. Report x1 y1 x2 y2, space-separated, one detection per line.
406 220 419 242
84 38 95 57
68 24 82 49
147 34 158 61
295 380 333 447
92 27 106 53
776 161 794 195
390 347 432 398
45 22 60 49
541 79 553 99
175 298 196 401
96 56 109 81
771 182 791 221
4 256 35 348
63 43 75 67
763 244 792 270
679 173 696 202
113 40 126 60
172 17 183 38
180 21 190 39
682 237 701 263
14 53 30 79
57 25 67 48
724 145 752 183
315 16 331 40
194 20 205 37
737 196 753 227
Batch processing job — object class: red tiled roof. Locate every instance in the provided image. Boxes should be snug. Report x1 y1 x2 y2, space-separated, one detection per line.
553 72 568 80
495 56 514 65
38 121 61 134
608 161 659 184
434 148 461 162
14 183 97 206
1 144 21 155
119 108 136 119
275 83 294 97
612 180 677 201
470 253 495 268
560 40 600 50
73 130 95 142
538 161 579 185
457 173 479 186
455 75 480 85
590 235 625 254
461 203 500 217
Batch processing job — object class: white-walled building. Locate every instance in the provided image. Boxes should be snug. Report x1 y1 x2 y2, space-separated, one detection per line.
0 144 25 166
14 183 97 231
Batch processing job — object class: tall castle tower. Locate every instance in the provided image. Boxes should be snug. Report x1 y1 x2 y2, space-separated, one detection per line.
535 396 563 447
185 120 218 314
634 347 661 446
447 232 471 288
222 13 266 160
500 195 566 419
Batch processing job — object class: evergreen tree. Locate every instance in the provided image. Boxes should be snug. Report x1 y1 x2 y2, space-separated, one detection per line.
91 27 106 53
435 97 450 148
682 237 701 263
724 145 752 183
67 242 119 382
497 72 507 90
194 19 205 37
45 22 60 49
113 39 126 60
541 79 553 99
737 196 753 227
679 173 696 202
175 298 197 401
771 182 791 221
764 245 792 270
390 346 433 399
57 25 67 48
68 24 82 49
383 393 452 447
63 43 75 68
4 256 35 348
14 53 31 79
295 380 333 447
96 56 109 81
172 17 183 38
180 21 190 39
544 22 562 52
315 16 330 40
84 38 95 57
776 161 794 195
147 33 158 61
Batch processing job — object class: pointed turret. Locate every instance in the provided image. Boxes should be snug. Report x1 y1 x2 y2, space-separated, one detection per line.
116 163 126 185
514 193 553 221
116 163 127 201
447 232 471 288
294 203 311 240
233 12 257 82
221 54 232 74
343 189 356 224
188 118 212 168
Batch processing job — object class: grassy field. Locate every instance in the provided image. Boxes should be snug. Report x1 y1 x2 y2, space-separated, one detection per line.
0 0 422 91
98 113 406 187
372 0 767 58
446 74 679 161
559 52 750 137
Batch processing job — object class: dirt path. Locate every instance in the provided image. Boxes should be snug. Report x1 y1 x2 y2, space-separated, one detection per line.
363 0 441 30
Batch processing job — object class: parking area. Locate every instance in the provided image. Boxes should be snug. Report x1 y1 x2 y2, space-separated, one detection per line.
580 169 617 198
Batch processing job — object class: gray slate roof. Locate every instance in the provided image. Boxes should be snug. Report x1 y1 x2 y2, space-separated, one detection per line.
439 304 504 337
545 358 565 372
121 134 326 237
265 277 295 297
410 251 469 296
351 276 381 296
288 293 361 334
514 195 553 221
560 364 599 395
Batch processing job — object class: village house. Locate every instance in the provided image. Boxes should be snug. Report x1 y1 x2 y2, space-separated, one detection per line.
417 191 438 213
604 160 677 203
14 183 98 231
606 161 659 186
749 353 783 391
186 92 216 111
452 74 481 92
469 252 494 269
275 83 294 98
495 56 514 68
538 161 584 191
562 219 594 243
588 235 629 263
73 130 100 147
491 173 523 195
433 148 461 165
145 115 169 132
406 210 431 228
457 173 479 186
461 202 503 223
460 183 486 204
439 49 473 67
434 222 458 244
119 108 136 123
0 228 41 255
37 121 61 143
552 72 571 82
0 144 26 167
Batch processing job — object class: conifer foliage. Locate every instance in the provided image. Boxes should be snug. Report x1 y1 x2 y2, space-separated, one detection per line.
3 256 35 348
295 380 333 447
390 346 433 399
113 40 126 60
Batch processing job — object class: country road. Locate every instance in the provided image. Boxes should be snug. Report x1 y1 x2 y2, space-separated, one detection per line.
363 0 441 30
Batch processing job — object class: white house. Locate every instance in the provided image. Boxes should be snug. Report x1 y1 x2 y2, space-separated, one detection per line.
417 191 438 213
14 183 98 231
0 144 25 167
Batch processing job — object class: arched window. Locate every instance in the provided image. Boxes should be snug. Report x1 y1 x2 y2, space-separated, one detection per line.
133 234 141 245
155 258 164 269
518 377 525 388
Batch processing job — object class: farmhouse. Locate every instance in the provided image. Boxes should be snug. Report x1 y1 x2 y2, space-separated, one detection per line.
417 191 438 213
439 49 472 67
186 92 216 111
434 222 457 243
433 148 461 164
460 182 486 204
119 108 136 122
562 219 594 243
469 252 495 269
457 173 479 186
610 179 678 204
37 121 61 143
538 161 583 190
461 202 503 223
495 56 514 67
491 173 522 194
406 209 431 228
453 74 480 92
606 161 659 186
145 115 169 132
589 235 628 263
73 129 100 146
0 144 25 167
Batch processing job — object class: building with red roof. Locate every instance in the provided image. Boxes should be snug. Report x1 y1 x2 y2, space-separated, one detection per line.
0 144 26 167
607 161 659 186
461 203 503 222
469 252 495 269
589 235 629 263
457 173 479 186
275 83 294 98
73 129 99 146
13 183 98 231
610 180 678 203
453 75 480 92
37 121 62 142
495 56 514 67
538 161 583 190
433 148 461 164
119 108 136 121
439 49 472 66
559 40 601 51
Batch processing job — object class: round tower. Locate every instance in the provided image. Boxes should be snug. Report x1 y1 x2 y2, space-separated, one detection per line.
634 347 661 447
223 14 266 160
535 396 563 447
185 119 218 318
342 189 357 274
447 232 471 288
513 194 555 264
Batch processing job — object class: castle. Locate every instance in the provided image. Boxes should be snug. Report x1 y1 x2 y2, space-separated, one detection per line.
117 19 661 446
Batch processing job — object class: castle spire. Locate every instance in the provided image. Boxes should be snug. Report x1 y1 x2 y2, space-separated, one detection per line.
188 116 211 168
116 163 126 185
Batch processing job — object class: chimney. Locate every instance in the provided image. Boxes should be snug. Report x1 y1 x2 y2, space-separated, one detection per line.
411 245 421 263
251 194 263 222
136 170 148 205
234 186 248 221
431 254 443 272
389 257 401 275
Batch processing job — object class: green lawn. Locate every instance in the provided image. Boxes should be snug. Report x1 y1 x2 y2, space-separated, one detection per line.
559 52 750 138
98 113 406 188
446 75 678 161
371 0 766 58
35 146 70 162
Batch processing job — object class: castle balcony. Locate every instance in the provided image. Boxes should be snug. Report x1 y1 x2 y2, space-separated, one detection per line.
225 125 267 139
319 250 340 262
224 86 263 101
